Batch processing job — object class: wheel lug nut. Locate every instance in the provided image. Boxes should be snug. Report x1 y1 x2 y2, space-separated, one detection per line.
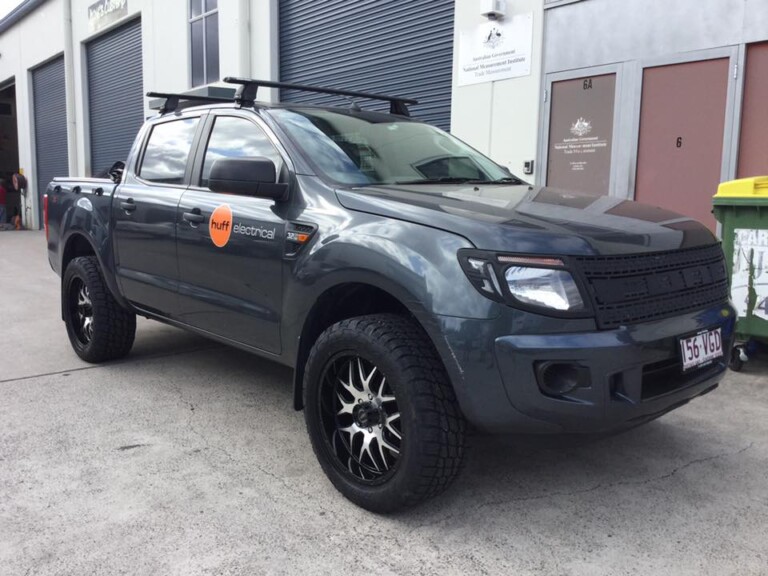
368 427 373 433
358 399 362 404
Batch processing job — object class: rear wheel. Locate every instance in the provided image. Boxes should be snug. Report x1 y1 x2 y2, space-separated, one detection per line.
304 314 466 512
63 256 136 363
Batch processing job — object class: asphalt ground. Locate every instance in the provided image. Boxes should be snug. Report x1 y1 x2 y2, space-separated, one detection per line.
1 230 767 576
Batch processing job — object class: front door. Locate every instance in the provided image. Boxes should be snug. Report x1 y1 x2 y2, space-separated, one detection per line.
113 115 202 315
176 114 287 353
635 58 730 231
738 42 768 178
546 73 617 195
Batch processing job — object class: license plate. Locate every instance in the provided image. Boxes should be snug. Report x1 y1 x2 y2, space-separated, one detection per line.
679 327 723 371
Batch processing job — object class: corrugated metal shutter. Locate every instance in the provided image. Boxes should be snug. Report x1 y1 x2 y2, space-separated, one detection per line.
32 56 68 226
279 0 454 131
87 18 144 176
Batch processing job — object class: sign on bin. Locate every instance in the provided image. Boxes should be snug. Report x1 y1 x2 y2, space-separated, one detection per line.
731 228 768 320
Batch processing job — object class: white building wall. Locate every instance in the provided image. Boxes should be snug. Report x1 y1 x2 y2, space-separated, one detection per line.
544 0 768 73
0 0 280 227
65 0 280 176
68 0 189 176
0 0 65 229
450 0 544 180
542 0 768 199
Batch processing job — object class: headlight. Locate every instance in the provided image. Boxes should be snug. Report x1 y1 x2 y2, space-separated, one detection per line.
458 250 589 314
504 266 584 311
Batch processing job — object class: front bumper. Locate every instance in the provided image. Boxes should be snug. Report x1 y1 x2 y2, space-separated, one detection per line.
436 302 736 434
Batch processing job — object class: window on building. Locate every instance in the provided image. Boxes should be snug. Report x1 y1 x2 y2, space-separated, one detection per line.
200 116 283 188
190 0 219 87
139 118 199 184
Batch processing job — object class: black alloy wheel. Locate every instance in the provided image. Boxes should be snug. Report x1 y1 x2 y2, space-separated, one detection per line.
63 256 136 363
320 354 402 481
304 314 466 513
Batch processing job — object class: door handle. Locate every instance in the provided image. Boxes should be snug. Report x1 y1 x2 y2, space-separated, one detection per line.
183 209 205 224
120 198 136 212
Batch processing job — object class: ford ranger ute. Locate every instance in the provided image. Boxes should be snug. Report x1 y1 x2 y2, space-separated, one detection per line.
46 78 736 512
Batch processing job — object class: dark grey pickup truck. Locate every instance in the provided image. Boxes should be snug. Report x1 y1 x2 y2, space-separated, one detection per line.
46 78 735 512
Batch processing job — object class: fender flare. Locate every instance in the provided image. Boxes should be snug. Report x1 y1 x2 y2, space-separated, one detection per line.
59 229 130 317
287 270 468 412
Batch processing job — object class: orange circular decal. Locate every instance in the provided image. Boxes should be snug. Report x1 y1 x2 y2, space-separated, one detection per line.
209 204 233 248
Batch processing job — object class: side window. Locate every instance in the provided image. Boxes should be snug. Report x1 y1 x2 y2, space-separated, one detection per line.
200 116 283 188
139 118 199 184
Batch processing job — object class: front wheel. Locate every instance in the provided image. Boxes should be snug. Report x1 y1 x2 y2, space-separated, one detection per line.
304 314 466 513
63 256 136 363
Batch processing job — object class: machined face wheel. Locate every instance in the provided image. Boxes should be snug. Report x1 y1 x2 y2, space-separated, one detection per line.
70 278 94 345
320 355 402 481
304 315 466 512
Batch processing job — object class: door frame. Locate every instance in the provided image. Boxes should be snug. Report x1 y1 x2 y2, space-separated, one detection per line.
628 46 740 202
537 63 624 196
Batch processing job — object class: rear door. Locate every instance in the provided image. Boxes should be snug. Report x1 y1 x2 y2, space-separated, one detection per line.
176 112 287 353
113 114 204 315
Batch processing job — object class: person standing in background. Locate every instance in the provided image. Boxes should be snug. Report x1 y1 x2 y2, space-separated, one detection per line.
0 178 8 224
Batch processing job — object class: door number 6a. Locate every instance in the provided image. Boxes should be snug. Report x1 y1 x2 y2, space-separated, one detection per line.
676 137 683 148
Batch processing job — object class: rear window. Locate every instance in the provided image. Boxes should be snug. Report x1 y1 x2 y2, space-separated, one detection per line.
139 117 199 184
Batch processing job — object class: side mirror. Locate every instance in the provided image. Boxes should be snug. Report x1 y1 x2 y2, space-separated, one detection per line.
209 157 288 201
108 160 125 184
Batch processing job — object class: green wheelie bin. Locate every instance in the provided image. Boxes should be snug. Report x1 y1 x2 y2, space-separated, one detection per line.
713 176 768 370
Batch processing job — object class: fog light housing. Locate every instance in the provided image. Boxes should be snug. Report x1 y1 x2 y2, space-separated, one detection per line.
535 361 591 397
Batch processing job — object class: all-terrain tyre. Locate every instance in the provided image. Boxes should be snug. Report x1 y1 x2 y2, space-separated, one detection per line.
63 256 136 363
304 314 466 513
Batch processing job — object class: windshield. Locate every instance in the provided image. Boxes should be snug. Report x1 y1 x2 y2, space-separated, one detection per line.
268 108 515 187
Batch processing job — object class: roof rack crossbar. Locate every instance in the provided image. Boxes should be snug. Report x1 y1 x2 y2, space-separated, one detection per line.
223 77 418 116
146 91 234 114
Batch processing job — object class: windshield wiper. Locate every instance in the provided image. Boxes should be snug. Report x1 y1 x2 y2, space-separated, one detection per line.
393 176 526 185
484 176 526 185
393 177 476 185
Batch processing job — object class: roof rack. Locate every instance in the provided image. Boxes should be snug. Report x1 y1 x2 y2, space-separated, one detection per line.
223 77 418 116
146 91 233 114
146 79 419 117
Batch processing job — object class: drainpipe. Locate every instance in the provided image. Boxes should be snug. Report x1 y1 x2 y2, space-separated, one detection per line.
63 0 78 176
238 0 251 78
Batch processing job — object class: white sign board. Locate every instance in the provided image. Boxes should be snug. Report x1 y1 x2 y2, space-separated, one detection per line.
731 228 768 319
457 13 533 86
88 0 128 33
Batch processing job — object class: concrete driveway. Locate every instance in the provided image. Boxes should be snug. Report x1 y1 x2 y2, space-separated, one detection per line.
1 230 767 576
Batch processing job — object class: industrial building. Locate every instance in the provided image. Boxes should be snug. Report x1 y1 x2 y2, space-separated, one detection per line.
1 0 767 233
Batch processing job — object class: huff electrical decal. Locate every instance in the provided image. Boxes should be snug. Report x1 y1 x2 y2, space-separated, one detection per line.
209 204 277 248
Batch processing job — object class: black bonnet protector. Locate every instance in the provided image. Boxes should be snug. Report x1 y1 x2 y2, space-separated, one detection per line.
336 184 718 257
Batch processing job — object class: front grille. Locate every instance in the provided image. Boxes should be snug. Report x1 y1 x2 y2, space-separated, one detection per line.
641 357 722 400
575 244 729 329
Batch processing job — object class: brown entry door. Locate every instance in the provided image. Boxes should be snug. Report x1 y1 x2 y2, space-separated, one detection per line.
635 58 730 231
738 42 768 178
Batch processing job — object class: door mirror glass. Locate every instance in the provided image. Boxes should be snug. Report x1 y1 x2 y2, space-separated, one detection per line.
208 157 288 200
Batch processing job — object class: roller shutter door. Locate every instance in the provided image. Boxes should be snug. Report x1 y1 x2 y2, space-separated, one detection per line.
279 0 454 131
32 56 68 226
86 18 144 176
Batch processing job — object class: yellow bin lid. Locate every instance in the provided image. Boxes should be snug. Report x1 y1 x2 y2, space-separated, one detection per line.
714 176 768 198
